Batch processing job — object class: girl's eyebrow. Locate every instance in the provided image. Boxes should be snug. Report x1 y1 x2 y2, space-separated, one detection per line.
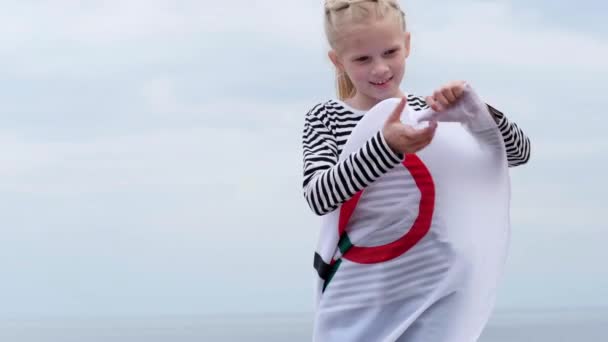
351 55 368 61
351 53 368 59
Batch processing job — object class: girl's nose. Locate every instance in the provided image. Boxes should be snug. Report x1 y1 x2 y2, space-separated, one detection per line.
372 63 390 76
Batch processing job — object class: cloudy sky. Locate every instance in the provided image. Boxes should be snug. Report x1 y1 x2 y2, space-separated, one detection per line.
1 0 606 318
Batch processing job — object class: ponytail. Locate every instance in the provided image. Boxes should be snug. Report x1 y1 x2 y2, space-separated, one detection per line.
336 71 356 100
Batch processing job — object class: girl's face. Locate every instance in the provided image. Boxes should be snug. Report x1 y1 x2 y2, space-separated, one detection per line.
330 16 410 110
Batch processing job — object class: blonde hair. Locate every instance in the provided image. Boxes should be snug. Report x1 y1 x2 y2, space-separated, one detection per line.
324 0 406 100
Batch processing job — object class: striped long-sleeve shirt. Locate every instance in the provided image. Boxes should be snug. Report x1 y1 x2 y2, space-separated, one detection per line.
302 94 531 216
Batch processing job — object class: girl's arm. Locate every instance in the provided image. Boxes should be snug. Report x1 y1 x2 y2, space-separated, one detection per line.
302 105 403 216
487 105 531 167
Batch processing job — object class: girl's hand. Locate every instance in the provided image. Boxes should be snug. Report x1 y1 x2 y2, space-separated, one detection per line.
426 81 467 112
383 97 438 155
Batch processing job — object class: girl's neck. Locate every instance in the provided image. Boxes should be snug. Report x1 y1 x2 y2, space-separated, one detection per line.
343 90 405 111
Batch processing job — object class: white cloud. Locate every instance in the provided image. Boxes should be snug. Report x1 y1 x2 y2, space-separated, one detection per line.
0 97 308 211
410 1 608 70
533 138 608 161
139 78 181 114
0 1 325 47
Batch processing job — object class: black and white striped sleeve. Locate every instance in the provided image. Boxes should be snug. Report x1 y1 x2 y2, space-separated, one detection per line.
302 107 403 216
487 105 531 167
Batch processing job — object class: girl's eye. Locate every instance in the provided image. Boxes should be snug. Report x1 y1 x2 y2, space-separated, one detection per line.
354 56 369 63
384 49 398 56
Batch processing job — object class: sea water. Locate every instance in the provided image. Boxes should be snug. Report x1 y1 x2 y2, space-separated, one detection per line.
1 308 606 341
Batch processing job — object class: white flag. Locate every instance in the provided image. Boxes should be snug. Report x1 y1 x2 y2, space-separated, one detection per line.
312 85 511 342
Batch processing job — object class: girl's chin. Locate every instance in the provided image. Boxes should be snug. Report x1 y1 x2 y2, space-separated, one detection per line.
371 86 401 99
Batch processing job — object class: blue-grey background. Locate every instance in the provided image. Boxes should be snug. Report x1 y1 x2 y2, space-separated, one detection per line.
1 0 606 340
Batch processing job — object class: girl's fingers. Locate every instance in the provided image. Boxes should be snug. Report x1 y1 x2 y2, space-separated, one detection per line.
426 96 443 112
420 120 437 137
406 123 436 144
416 124 437 146
385 96 407 125
401 124 416 138
442 87 457 102
431 81 467 111
410 137 433 153
419 126 437 145
453 83 465 98
433 90 450 107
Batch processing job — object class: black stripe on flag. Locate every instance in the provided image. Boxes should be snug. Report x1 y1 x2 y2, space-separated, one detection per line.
314 252 332 281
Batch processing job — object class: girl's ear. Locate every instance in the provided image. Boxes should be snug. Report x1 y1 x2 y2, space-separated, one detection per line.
404 32 411 58
328 50 344 72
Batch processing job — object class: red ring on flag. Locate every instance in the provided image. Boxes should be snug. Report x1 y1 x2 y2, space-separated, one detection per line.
338 154 435 264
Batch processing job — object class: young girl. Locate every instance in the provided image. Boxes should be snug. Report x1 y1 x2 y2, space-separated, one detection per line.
302 0 530 341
